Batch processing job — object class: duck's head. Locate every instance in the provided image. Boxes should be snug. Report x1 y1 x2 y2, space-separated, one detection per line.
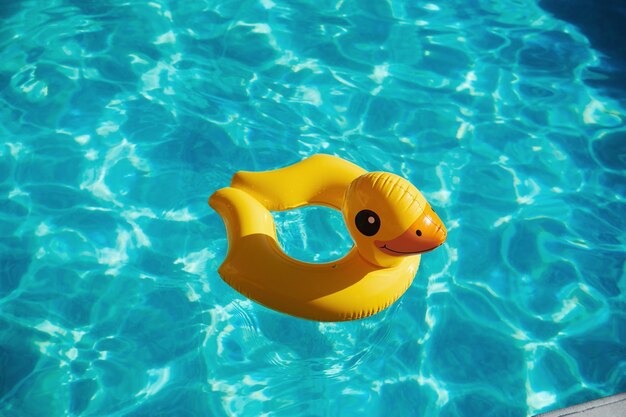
342 172 447 268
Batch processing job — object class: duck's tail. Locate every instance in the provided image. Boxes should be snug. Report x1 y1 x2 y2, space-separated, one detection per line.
208 187 277 242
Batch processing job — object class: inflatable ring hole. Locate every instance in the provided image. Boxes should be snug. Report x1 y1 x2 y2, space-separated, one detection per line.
273 206 353 264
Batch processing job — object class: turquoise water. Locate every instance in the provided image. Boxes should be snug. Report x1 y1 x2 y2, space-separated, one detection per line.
1 0 625 416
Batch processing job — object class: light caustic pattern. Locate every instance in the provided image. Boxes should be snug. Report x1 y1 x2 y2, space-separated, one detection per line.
0 0 625 416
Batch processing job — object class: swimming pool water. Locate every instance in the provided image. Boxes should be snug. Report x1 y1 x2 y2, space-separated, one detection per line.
1 0 625 416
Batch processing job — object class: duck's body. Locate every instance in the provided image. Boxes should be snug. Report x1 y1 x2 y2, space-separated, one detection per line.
209 154 446 321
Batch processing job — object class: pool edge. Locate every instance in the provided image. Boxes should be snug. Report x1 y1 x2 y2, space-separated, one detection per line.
533 392 626 417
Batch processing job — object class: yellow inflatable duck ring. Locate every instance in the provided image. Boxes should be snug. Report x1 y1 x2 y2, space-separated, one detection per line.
209 154 447 322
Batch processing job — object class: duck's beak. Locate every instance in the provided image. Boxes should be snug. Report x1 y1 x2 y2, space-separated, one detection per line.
375 206 447 256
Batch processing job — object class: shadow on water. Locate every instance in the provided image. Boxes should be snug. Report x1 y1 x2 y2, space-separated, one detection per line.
539 0 626 104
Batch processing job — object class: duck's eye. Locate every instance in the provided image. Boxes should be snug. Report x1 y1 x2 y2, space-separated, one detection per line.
355 210 380 236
